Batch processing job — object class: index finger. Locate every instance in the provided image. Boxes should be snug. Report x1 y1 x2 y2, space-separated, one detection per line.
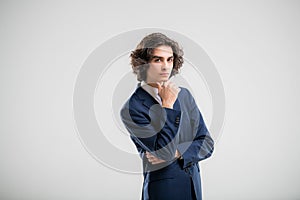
163 79 171 87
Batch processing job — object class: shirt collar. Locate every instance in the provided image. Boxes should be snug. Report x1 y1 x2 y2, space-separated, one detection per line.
140 81 162 104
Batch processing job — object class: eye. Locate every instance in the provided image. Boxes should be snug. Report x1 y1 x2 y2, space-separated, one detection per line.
168 57 174 62
154 58 161 63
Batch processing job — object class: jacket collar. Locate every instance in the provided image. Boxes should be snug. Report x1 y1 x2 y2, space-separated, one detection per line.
134 84 181 111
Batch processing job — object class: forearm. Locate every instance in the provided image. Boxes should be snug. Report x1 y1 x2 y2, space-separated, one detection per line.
177 103 214 168
121 105 181 161
177 135 214 168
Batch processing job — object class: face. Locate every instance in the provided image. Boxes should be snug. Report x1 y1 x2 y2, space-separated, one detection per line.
146 45 174 84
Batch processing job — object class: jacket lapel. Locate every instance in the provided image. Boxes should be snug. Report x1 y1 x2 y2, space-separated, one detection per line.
135 85 159 110
134 84 181 112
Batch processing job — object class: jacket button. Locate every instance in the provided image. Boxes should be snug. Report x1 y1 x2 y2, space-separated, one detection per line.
175 116 180 124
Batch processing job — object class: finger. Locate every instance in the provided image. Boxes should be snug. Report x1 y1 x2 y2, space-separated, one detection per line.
165 79 171 84
156 82 162 92
163 80 170 87
146 151 153 156
168 82 178 90
154 160 164 164
169 82 177 88
169 84 179 92
146 153 156 160
147 82 160 89
145 152 152 158
149 158 157 164
151 159 165 164
148 156 159 163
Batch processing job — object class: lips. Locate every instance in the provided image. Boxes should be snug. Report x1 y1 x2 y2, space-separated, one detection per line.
160 73 169 76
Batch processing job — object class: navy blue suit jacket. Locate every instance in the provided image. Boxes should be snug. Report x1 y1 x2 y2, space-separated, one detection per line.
120 84 214 200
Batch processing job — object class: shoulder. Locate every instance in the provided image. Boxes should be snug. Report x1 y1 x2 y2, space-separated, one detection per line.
120 87 144 111
178 86 194 100
178 86 198 111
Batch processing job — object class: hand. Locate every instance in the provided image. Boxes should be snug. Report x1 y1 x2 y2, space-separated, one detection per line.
175 149 181 159
145 151 166 165
145 150 181 164
148 80 180 109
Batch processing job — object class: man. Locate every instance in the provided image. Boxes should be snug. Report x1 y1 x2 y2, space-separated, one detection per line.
120 33 214 200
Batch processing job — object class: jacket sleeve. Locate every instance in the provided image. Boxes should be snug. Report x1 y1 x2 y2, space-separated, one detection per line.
177 89 214 169
120 99 181 161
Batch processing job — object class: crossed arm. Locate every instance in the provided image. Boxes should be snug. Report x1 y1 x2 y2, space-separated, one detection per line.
121 88 214 168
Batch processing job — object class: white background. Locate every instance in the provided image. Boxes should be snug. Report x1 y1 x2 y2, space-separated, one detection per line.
1 0 299 199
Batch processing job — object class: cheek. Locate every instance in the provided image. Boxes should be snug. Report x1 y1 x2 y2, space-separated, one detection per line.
150 63 160 68
148 64 160 73
146 67 155 77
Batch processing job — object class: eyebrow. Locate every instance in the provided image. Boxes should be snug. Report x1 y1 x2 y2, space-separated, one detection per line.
151 55 174 59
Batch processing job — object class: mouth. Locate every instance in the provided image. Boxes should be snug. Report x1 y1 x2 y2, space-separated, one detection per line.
160 73 169 76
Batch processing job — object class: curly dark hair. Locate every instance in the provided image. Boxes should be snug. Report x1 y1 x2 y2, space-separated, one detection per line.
130 33 184 82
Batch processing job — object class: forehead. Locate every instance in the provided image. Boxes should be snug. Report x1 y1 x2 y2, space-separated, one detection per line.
152 45 173 57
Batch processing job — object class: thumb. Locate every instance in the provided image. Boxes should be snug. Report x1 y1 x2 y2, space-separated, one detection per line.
147 82 161 90
156 82 162 93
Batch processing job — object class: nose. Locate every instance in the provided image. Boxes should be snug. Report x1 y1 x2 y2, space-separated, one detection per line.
162 60 169 70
